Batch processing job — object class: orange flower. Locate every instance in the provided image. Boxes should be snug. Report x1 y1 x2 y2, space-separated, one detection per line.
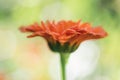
20 20 107 53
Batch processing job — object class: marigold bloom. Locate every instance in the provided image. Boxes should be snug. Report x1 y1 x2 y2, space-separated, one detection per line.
20 20 107 53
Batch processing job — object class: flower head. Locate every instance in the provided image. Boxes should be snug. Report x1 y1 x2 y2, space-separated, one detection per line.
20 20 107 53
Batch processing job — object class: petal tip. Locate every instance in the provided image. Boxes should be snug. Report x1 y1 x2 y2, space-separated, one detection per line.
19 26 27 32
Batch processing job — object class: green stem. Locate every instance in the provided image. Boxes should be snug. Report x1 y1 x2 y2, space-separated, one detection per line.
60 53 69 80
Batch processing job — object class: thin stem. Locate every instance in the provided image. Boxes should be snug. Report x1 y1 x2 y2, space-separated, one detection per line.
60 53 69 80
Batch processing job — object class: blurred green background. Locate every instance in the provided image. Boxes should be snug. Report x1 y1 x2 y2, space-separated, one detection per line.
0 0 120 80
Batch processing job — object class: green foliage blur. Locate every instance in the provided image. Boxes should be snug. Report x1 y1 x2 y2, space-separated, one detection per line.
0 0 120 80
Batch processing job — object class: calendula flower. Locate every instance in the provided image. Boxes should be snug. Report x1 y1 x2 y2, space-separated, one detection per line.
20 20 107 80
20 20 107 53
